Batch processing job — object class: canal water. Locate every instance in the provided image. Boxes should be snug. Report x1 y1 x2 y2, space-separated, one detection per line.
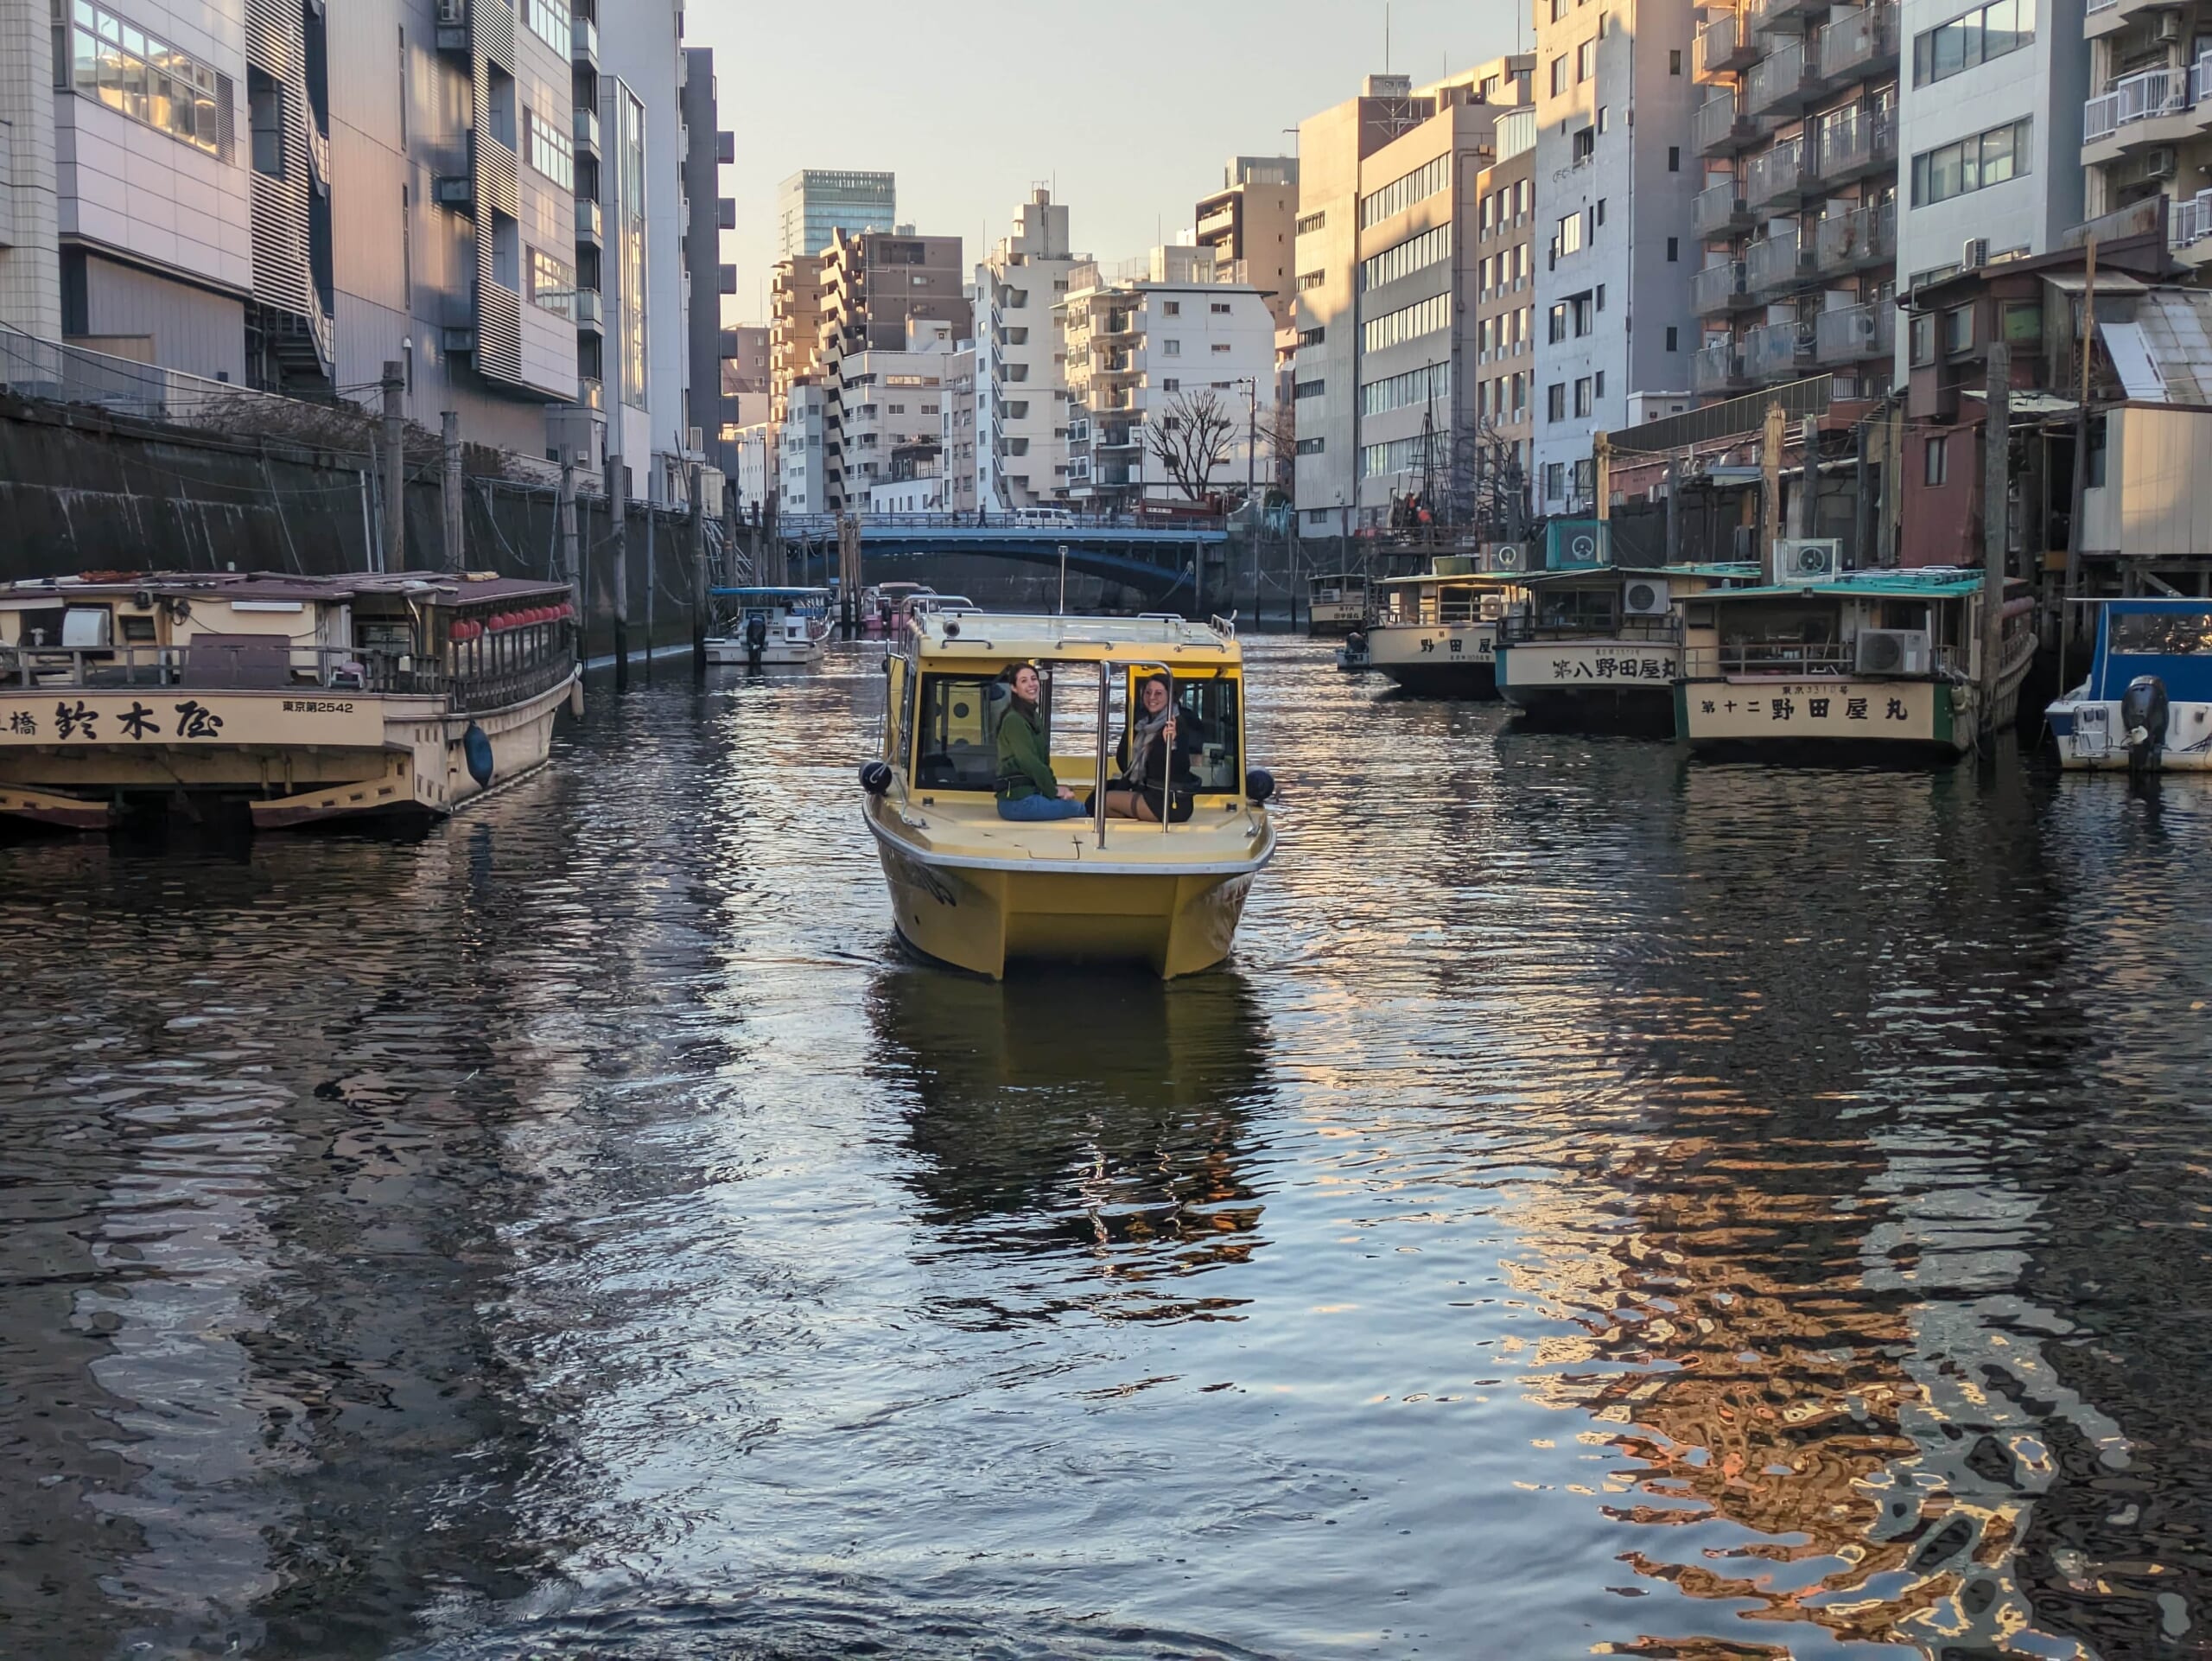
3 640 2209 1661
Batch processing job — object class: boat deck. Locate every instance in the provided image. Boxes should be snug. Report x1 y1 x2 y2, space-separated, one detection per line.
872 792 1271 874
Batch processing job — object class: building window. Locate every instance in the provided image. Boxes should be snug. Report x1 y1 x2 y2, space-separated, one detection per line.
1548 302 1567 342
1597 106 1609 134
1296 210 1327 235
1163 300 1181 315
1573 377 1593 417
1914 0 2032 87
1298 269 1328 290
526 0 569 55
525 109 574 189
1550 54 1567 95
1665 325 1678 350
1362 434 1449 480
1556 213 1583 258
1667 235 1679 261
1544 461 1567 499
64 1 233 159
1298 326 1326 347
1548 383 1567 421
1572 294 1593 334
1573 127 1595 162
1593 371 1605 399
1910 119 2031 206
1362 291 1452 352
1359 361 1452 418
1670 47 1682 73
1359 154 1451 227
1297 437 1326 455
1359 222 1453 292
1211 342 1230 353
1910 312 1936 365
1577 39 1596 80
1668 145 1680 172
1943 305 1974 353
1925 435 1948 486
1294 379 1326 398
1162 339 1182 356
1211 301 1232 314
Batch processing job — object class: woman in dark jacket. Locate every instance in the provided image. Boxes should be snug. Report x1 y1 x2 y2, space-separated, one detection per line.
995 663 1087 821
1103 672 1201 822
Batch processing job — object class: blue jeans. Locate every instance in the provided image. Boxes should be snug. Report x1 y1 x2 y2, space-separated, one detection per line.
997 792 1087 822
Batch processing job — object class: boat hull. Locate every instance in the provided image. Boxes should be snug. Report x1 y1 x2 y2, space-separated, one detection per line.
1306 603 1366 638
1497 640 1680 733
705 638 823 666
870 817 1267 981
2048 697 2212 769
1675 676 1969 758
1369 622 1499 697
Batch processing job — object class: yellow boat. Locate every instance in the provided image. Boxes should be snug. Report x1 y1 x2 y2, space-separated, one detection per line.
861 612 1277 980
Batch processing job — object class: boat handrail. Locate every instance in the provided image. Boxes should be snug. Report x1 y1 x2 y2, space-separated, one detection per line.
1093 657 1179 851
0 639 575 712
1680 641 1967 679
1498 614 1683 646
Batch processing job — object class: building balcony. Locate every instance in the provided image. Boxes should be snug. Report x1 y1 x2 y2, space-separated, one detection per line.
1693 258 1755 315
2083 63 2192 148
579 376 602 410
575 195 601 245
1812 105 1895 186
1693 337 1748 393
1694 175 1752 237
1696 90 1759 156
571 12 598 68
1745 316 1817 380
1696 10 1758 76
1814 300 1894 365
435 0 468 54
574 105 601 158
1747 38 1820 118
1818 5 1897 83
1812 199 1895 275
1746 137 1810 209
1745 227 1811 295
574 288 603 331
2172 187 2212 254
1747 0 1815 31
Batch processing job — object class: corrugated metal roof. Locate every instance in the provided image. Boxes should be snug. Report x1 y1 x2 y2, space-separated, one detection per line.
2112 290 2212 403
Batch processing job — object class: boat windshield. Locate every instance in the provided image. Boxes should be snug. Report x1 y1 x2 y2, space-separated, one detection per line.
910 665 1241 795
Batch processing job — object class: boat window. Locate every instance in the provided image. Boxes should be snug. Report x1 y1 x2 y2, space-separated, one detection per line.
1535 589 1615 633
916 671 1021 791
1163 675 1240 793
2111 613 2212 655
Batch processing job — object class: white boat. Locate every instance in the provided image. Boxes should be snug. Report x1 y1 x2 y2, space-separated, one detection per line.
1367 565 1521 696
2048 598 2212 770
1306 572 1370 637
705 587 832 666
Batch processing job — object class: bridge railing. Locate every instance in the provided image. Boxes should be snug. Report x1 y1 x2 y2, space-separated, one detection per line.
775 510 1229 538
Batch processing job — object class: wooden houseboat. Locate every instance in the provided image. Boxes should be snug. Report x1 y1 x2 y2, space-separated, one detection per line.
1305 572 1370 637
1495 563 1760 732
1366 566 1524 697
0 570 578 830
1674 570 2037 759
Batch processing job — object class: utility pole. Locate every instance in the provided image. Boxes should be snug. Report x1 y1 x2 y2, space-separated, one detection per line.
2064 236 2099 661
691 463 709 678
380 360 405 573
557 451 580 618
1246 378 1259 625
1760 399 1786 583
1665 452 1682 566
1592 430 1611 524
441 410 463 572
1852 412 1871 570
606 451 629 691
1795 414 1819 539
1983 339 2012 716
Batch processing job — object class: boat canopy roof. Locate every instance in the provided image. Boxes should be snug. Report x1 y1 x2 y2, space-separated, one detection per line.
2087 597 2212 701
1373 570 1522 591
1516 562 1761 588
908 611 1242 665
710 586 831 600
0 570 569 609
1701 570 1992 603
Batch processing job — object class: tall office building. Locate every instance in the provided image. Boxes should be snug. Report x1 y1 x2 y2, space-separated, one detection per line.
1532 0 1700 516
1290 60 1535 530
775 169 894 264
974 187 1080 511
1195 156 1300 334
815 228 968 510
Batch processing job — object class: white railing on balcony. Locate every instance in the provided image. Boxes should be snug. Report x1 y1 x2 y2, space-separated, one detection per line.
1745 317 1816 379
2084 65 2188 143
2087 0 2119 13
1745 228 1806 292
1692 338 1743 392
2171 188 2212 247
1819 5 1896 81
2196 53 2212 106
1696 91 1746 154
1694 258 1749 313
1748 138 1806 204
1814 301 1895 363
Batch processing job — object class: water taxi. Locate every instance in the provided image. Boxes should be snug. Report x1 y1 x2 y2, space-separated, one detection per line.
1367 563 1522 697
705 586 832 666
0 570 578 830
1675 569 2037 759
1306 571 1370 637
860 611 1276 979
1495 563 1759 733
2047 597 2212 771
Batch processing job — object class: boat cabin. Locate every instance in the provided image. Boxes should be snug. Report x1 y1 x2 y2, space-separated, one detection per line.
1495 563 1759 729
2048 597 2212 770
1306 571 1370 635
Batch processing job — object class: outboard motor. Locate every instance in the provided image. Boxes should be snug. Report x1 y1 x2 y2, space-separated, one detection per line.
744 612 770 671
2121 674 2170 773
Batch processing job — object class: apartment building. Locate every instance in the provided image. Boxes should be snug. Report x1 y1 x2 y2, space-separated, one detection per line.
2076 0 2199 252
1534 0 1700 516
681 47 735 475
1195 156 1299 333
973 188 1080 512
941 342 978 512
721 321 768 393
731 417 772 510
768 257 821 418
775 169 893 264
1290 59 1535 530
1471 105 1540 531
1057 248 1276 511
815 228 967 511
1689 0 1904 411
836 326 953 503
778 378 826 513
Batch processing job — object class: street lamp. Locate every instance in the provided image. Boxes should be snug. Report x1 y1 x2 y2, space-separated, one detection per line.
1058 543 1069 614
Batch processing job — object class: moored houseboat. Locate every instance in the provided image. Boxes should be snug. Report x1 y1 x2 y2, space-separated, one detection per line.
2047 597 2212 771
1366 564 1523 697
1495 563 1759 732
0 570 579 830
860 611 1275 979
1305 571 1370 637
1674 570 2037 759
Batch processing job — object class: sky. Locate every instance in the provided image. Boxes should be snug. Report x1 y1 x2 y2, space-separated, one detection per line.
691 0 1526 325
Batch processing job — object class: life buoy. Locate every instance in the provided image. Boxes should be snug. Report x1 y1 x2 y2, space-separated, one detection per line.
462 723 495 787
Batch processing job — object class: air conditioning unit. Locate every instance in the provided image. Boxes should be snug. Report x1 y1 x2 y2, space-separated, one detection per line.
2145 146 2179 181
1623 576 1672 615
1489 542 1529 572
1777 538 1842 584
1961 237 1990 270
1856 627 1931 676
2156 12 2183 42
1479 594 1507 622
436 0 464 22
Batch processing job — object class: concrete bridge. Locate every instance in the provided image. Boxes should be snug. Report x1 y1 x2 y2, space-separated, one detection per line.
772 515 1232 606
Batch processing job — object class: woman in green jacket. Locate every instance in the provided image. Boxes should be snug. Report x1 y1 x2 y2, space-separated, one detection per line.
995 663 1087 821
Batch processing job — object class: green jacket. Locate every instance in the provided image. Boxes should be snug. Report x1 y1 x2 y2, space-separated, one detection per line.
995 702 1058 802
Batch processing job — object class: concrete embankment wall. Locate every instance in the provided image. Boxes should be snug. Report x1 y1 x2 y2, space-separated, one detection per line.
0 391 709 660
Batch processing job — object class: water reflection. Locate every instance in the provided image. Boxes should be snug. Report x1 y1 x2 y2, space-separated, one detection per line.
873 965 1273 1322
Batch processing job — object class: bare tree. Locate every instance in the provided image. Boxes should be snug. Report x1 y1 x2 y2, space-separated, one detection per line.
1254 396 1295 500
1143 389 1237 501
